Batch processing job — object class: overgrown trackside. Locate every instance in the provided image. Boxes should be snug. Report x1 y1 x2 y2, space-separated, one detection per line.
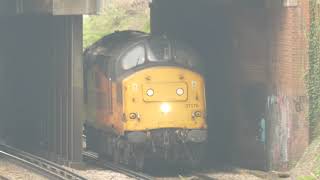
308 0 320 139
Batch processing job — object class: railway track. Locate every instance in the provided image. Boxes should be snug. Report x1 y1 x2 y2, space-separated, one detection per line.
191 173 218 180
0 144 87 180
0 175 9 180
83 151 155 180
83 151 218 180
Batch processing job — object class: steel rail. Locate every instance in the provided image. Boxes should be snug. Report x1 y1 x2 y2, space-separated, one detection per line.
0 144 87 180
192 173 218 180
83 151 155 180
0 175 9 180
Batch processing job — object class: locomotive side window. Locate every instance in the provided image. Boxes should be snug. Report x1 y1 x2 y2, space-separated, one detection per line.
121 45 145 70
147 38 172 62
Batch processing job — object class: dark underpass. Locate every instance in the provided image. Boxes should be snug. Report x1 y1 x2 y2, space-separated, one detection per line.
0 0 310 174
151 0 309 171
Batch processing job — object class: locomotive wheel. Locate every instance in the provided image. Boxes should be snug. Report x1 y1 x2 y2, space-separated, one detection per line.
112 139 123 164
123 144 131 165
113 146 121 164
131 145 145 171
135 151 145 171
185 142 206 169
85 125 98 151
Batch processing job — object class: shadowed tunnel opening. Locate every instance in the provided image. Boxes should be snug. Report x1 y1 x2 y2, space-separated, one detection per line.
0 0 310 172
151 0 271 170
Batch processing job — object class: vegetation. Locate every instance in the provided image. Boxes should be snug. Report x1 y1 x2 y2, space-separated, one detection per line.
308 0 320 138
298 0 320 177
83 0 150 49
298 156 320 180
292 1 320 178
298 176 317 180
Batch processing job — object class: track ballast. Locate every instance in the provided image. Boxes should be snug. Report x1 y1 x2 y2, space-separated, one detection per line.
0 144 87 180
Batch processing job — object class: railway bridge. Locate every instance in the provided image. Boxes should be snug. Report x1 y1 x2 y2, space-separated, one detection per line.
0 0 312 171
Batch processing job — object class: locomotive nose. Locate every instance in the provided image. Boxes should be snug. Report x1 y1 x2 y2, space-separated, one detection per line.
123 67 206 131
160 103 171 113
142 82 188 102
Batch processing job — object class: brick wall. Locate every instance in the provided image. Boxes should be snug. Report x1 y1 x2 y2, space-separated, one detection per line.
229 0 310 170
267 0 309 170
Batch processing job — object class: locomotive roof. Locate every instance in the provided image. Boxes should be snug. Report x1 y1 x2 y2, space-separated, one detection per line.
84 30 148 64
84 30 204 77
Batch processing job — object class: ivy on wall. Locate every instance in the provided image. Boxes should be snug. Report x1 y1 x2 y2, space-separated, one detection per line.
308 0 320 138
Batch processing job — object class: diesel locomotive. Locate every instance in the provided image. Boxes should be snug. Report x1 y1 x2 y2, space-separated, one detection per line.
84 31 207 170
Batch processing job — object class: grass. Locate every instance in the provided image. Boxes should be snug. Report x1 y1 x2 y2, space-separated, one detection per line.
83 0 150 49
298 176 316 180
298 154 320 180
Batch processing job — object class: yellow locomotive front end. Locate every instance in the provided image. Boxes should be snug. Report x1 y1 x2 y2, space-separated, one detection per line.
122 67 207 168
123 67 207 134
118 36 208 168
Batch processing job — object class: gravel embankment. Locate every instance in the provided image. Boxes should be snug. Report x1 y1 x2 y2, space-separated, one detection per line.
65 164 135 180
0 158 47 180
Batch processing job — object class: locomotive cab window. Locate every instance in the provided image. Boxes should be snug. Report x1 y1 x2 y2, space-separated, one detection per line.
121 44 145 70
147 38 172 62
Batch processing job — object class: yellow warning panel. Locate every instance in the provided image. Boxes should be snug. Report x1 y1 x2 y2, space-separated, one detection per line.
143 82 188 102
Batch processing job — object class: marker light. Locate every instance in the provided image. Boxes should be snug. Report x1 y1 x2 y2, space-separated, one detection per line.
194 111 201 117
146 89 154 96
176 88 184 96
129 113 137 119
160 103 171 113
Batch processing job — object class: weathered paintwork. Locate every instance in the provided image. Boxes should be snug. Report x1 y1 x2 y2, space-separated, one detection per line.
86 66 207 134
123 67 207 131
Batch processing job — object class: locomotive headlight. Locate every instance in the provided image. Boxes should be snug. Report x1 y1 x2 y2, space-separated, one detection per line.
176 88 184 96
146 89 154 96
160 103 171 113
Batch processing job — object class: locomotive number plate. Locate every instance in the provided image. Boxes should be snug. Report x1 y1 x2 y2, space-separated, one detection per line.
186 104 199 108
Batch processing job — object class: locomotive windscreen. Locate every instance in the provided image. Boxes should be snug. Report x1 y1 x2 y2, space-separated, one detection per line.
147 37 172 61
117 36 204 75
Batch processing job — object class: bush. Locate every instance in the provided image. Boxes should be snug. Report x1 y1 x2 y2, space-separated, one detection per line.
83 0 150 49
308 0 320 138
